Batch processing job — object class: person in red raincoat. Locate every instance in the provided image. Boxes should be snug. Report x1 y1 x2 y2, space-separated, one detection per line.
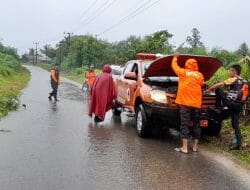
88 64 117 122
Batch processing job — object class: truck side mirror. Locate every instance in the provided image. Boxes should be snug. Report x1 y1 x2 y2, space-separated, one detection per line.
124 72 137 80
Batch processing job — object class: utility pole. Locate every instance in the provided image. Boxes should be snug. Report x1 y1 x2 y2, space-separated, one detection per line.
33 42 39 64
32 48 35 65
64 32 73 65
59 41 63 64
45 44 48 63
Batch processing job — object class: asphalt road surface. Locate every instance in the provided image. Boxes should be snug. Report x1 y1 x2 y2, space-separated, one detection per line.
0 66 249 190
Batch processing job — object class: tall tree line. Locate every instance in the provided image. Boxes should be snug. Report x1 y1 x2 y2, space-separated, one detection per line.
33 28 250 70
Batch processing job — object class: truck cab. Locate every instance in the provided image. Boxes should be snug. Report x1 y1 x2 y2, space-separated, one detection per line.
113 53 223 138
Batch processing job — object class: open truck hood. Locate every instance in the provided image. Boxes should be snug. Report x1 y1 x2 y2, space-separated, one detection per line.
143 54 222 81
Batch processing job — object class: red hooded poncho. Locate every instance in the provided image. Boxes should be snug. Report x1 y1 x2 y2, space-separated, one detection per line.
88 65 117 120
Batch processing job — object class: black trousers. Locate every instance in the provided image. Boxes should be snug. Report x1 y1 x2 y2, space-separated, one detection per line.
180 106 201 140
215 88 243 146
49 81 58 100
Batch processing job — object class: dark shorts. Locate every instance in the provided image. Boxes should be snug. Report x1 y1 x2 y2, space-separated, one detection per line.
180 106 201 139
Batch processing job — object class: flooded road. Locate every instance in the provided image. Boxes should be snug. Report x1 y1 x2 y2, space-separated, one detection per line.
0 66 249 190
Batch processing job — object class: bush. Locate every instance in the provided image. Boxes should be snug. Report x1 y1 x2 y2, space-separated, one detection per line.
0 65 14 76
75 67 86 75
0 97 19 117
0 52 21 71
207 67 228 85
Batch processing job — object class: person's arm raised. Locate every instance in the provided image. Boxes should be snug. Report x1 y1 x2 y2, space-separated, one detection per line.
171 52 185 76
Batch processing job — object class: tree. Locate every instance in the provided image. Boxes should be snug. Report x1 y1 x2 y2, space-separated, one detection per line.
28 48 35 56
236 42 249 57
143 30 173 54
238 56 250 81
21 53 29 62
186 28 204 49
210 47 239 67
40 45 56 59
0 44 19 60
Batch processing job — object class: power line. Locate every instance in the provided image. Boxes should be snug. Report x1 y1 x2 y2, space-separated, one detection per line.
97 0 153 35
38 0 147 46
98 0 161 36
35 0 160 49
83 0 117 25
98 0 156 36
73 0 113 32
79 0 99 22
80 0 111 23
73 0 116 32
73 0 147 34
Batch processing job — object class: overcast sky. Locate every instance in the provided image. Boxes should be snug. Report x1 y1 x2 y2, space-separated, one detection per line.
0 0 249 54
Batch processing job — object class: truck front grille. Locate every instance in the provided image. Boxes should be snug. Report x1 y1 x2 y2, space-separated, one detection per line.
169 95 216 108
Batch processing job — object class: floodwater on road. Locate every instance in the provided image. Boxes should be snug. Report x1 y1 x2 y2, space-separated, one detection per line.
0 66 249 190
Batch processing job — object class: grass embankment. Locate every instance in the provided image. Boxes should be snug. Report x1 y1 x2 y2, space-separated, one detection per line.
0 66 30 118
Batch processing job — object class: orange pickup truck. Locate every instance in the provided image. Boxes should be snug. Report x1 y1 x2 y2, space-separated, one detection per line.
113 53 223 138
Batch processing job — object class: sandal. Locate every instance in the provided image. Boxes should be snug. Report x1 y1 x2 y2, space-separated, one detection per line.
192 148 198 152
174 147 188 154
192 146 199 152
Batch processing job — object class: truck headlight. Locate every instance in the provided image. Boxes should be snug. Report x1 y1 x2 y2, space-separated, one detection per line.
150 90 167 104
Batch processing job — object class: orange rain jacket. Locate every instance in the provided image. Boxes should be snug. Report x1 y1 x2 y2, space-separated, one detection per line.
51 69 61 85
85 71 96 86
242 83 249 100
172 57 204 109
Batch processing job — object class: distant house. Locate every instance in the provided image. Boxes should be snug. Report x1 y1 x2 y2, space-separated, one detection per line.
39 54 52 63
27 54 51 64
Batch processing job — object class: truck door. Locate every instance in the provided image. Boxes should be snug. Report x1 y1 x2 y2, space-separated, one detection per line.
116 62 138 106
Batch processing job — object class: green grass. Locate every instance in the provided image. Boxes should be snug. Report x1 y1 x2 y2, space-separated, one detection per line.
0 66 30 118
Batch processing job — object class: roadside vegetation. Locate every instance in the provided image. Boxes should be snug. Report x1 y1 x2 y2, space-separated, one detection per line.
23 28 249 164
0 43 30 118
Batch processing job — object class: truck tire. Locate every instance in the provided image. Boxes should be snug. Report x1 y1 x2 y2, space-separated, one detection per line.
202 120 222 136
112 107 122 116
136 104 152 138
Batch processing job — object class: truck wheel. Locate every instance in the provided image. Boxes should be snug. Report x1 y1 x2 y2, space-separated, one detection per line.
202 120 222 136
136 104 152 138
112 107 122 116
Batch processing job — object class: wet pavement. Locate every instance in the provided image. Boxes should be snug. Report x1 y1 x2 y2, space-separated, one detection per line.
0 66 249 190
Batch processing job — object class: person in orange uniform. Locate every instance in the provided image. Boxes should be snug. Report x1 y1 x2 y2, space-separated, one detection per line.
205 64 249 150
48 64 61 101
85 65 96 90
172 53 204 154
